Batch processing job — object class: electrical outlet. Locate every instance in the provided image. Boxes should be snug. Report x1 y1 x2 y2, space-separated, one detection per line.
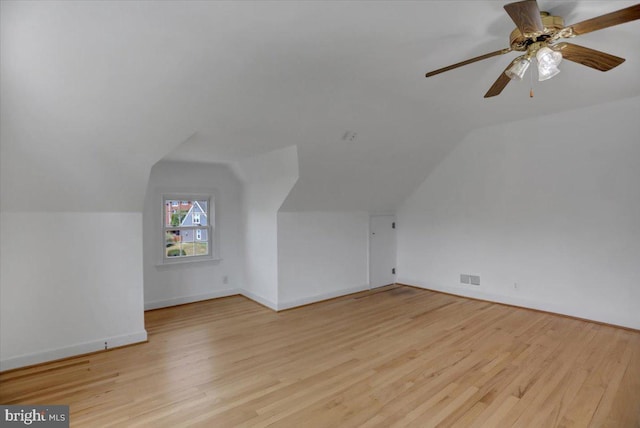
460 274 470 284
470 275 480 286
223 275 229 285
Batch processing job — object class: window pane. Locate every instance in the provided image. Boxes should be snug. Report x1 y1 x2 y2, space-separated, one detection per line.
165 200 189 227
200 199 213 226
195 241 208 256
182 240 195 257
196 200 208 214
165 230 185 257
194 227 208 256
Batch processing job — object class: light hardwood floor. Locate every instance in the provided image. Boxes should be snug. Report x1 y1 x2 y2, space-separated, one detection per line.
1 285 639 427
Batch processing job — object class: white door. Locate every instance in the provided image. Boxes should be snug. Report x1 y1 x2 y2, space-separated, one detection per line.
369 215 397 289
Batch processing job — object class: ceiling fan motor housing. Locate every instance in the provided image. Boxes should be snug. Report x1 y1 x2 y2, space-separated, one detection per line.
509 12 565 51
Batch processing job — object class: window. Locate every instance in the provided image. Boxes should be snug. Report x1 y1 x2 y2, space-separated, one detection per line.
163 195 213 262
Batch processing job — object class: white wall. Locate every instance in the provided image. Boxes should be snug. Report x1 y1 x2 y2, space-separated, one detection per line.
0 212 147 370
397 96 640 330
277 211 370 309
143 161 244 309
234 146 299 309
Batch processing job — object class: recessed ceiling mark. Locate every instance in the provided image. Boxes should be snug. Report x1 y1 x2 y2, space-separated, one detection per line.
342 131 358 142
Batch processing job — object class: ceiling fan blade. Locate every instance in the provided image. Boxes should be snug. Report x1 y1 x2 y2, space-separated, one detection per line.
553 42 625 71
568 4 640 36
425 48 511 77
484 61 516 98
504 0 544 34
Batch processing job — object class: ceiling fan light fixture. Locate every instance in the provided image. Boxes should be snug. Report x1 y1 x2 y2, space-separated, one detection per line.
536 46 562 81
505 58 530 80
425 1 640 98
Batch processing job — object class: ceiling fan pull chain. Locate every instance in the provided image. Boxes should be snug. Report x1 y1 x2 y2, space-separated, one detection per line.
529 60 534 98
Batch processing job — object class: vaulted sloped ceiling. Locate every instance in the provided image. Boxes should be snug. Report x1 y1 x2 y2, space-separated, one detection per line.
2 1 639 212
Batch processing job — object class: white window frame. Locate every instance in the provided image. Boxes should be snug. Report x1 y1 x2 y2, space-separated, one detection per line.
193 212 201 225
161 193 216 264
196 229 202 241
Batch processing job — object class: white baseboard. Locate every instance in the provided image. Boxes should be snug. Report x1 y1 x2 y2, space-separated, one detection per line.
144 288 240 310
240 289 278 311
0 330 148 372
277 284 370 311
398 278 640 331
145 285 371 313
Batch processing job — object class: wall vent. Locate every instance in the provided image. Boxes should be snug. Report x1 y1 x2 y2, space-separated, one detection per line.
470 275 481 286
460 274 470 284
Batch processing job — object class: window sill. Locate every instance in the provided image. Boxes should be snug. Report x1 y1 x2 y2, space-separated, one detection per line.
156 257 222 268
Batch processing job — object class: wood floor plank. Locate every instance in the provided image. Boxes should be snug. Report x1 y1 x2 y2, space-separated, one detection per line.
1 287 639 427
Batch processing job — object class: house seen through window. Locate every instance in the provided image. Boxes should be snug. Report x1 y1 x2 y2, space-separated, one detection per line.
163 197 212 260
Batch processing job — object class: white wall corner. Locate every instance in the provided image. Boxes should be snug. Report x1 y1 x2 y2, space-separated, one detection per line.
277 284 370 311
232 145 299 184
240 289 279 311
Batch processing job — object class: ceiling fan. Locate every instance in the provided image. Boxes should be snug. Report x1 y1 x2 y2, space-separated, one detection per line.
425 0 640 98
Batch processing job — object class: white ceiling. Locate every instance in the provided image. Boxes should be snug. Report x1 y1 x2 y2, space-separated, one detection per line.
2 1 639 212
